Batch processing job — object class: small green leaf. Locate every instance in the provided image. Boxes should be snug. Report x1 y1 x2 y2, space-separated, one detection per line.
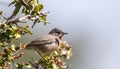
11 44 16 51
24 25 30 28
11 25 17 30
4 49 11 55
25 29 32 35
52 63 58 69
31 0 39 5
6 29 13 36
0 11 2 15
22 8 26 13
34 4 43 12
31 11 37 15
15 63 18 67
53 51 59 56
9 35 14 38
40 15 47 25
24 63 31 68
22 8 29 15
14 33 21 39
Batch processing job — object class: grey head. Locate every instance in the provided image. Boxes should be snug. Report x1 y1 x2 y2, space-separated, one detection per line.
49 28 67 39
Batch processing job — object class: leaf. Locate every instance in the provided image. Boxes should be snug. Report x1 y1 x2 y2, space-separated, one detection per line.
0 11 2 15
12 4 22 16
5 49 11 55
31 0 39 5
15 63 19 67
11 25 17 30
24 63 31 68
14 33 21 39
53 51 59 56
25 29 32 35
22 8 26 13
24 25 30 28
9 2 22 19
11 44 16 51
34 4 43 12
66 50 73 59
40 15 47 25
52 63 58 69
6 29 13 36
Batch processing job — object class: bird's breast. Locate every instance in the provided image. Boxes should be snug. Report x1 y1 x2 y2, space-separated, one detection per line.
43 42 59 51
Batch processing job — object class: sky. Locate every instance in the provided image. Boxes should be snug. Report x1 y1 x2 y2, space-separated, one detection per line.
0 0 120 69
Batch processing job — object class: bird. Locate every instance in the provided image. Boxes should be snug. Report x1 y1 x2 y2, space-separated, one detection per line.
15 28 67 60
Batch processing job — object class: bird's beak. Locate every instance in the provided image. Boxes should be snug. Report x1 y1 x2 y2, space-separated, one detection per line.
64 32 68 35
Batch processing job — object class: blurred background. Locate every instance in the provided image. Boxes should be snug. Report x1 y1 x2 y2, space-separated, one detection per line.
0 0 120 69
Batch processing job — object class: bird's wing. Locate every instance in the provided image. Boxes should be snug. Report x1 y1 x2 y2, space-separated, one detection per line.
27 34 56 46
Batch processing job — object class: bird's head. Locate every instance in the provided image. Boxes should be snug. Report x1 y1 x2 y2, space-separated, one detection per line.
49 28 67 39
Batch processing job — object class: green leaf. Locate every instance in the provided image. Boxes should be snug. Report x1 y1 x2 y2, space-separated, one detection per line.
31 11 37 15
52 63 58 69
9 35 14 38
11 25 17 30
4 48 11 56
25 29 32 35
9 3 22 18
0 11 2 15
22 8 28 15
6 29 13 36
34 4 43 12
31 0 39 5
14 33 21 39
24 63 31 68
24 25 30 28
40 15 47 25
11 44 16 51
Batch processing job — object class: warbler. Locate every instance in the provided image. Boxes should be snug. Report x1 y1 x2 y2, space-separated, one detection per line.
16 28 67 59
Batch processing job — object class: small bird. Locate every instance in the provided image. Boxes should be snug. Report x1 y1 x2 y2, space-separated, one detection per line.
16 28 67 59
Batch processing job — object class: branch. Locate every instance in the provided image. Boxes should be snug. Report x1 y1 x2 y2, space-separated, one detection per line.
6 15 31 24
